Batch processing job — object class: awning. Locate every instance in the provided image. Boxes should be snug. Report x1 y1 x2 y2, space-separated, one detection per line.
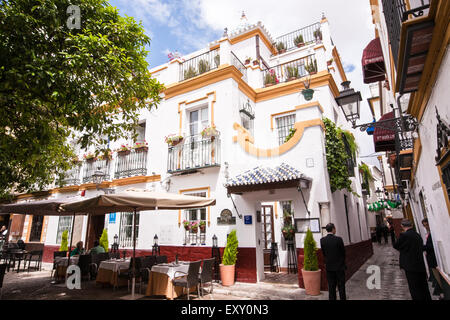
225 163 312 194
362 38 386 84
373 111 396 152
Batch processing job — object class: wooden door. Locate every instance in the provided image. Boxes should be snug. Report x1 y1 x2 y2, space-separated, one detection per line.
261 205 275 249
86 215 105 250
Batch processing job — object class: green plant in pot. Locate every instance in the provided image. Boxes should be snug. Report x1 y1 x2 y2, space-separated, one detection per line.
60 230 69 252
99 229 109 252
214 54 220 67
198 59 211 74
183 66 197 80
294 34 305 47
305 59 318 75
276 41 286 54
220 230 238 286
286 66 299 81
301 229 321 295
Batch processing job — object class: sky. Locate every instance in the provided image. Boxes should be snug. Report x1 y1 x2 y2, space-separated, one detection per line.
109 0 380 167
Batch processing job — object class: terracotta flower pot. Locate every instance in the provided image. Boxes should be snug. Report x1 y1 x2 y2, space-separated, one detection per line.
253 60 260 66
265 83 274 87
220 264 235 286
134 146 148 153
245 59 251 65
118 150 131 156
301 269 321 295
296 43 304 48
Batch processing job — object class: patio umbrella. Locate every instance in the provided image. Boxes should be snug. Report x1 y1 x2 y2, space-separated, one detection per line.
0 196 87 281
59 188 216 299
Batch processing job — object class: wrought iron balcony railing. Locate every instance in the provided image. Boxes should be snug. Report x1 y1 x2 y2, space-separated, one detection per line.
60 165 81 186
262 55 316 86
82 159 111 184
167 135 221 173
179 49 220 81
274 22 322 53
114 149 148 179
381 0 430 68
231 51 247 82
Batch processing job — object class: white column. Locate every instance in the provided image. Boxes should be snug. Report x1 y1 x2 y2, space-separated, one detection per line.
219 38 232 66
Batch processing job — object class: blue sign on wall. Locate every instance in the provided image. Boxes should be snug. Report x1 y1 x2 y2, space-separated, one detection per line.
109 213 116 224
244 215 252 225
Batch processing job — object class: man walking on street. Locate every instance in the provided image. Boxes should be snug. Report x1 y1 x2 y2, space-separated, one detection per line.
320 223 346 300
393 219 431 300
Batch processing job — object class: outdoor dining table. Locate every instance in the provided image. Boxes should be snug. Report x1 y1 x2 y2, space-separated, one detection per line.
145 261 197 300
95 258 130 288
7 249 28 273
54 256 79 279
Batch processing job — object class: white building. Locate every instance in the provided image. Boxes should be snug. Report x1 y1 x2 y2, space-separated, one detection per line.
8 14 373 286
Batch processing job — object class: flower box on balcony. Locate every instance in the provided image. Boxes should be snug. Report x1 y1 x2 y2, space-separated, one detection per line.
165 134 184 147
133 141 149 152
201 125 220 140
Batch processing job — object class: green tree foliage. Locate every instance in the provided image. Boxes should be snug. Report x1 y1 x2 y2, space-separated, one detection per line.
303 229 318 271
222 230 238 266
0 0 164 198
60 229 68 251
323 118 353 193
99 228 108 252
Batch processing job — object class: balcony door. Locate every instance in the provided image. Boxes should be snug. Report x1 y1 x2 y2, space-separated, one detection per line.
184 106 209 168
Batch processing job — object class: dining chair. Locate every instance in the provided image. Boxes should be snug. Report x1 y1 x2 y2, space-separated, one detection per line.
172 260 202 300
198 258 215 297
156 255 167 264
90 252 109 279
117 257 143 292
0 263 7 299
77 254 93 281
25 250 43 272
140 256 157 292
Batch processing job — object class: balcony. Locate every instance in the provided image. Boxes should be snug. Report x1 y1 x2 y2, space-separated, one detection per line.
167 136 221 173
59 165 81 186
231 51 247 82
82 158 111 184
114 149 148 179
179 49 220 81
381 0 433 93
274 22 322 54
262 55 316 87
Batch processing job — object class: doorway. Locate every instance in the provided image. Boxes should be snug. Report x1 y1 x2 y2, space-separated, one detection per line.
86 215 105 250
29 215 44 242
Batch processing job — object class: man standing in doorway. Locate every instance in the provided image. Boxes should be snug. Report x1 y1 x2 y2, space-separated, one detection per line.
393 219 431 300
320 223 346 300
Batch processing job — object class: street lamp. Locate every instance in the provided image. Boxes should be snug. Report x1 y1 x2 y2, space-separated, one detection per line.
375 187 383 198
112 234 119 254
212 234 218 248
152 234 160 256
92 166 114 194
335 81 362 127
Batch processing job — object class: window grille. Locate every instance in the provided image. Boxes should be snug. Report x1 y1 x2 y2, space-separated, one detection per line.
119 212 140 248
56 216 73 244
276 114 296 145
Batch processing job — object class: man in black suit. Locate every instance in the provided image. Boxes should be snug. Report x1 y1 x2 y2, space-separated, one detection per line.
320 223 346 300
393 219 431 300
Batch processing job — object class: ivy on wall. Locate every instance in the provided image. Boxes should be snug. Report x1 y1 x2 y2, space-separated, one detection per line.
323 117 354 193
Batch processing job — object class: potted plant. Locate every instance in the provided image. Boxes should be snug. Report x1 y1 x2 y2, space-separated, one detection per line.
190 221 199 233
198 59 211 74
294 34 305 48
165 134 184 147
199 220 206 233
276 42 286 54
253 59 260 66
214 54 220 68
220 230 238 286
60 230 69 252
83 152 96 162
264 69 278 87
313 29 322 41
327 58 333 66
133 140 148 152
183 66 197 80
282 225 295 240
182 220 190 231
305 59 318 75
99 229 109 252
98 149 113 161
301 229 321 295
200 125 220 140
116 144 131 156
244 57 252 65
286 66 299 81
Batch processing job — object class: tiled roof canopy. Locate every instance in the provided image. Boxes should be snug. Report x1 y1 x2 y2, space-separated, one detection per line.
226 163 311 193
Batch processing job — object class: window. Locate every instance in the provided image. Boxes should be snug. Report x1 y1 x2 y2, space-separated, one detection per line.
241 112 254 136
119 212 139 248
276 114 296 145
185 192 207 227
56 216 73 244
29 215 44 242
189 107 208 139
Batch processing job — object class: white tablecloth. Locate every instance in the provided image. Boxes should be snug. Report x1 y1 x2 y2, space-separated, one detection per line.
54 256 79 266
98 259 130 273
151 262 190 280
